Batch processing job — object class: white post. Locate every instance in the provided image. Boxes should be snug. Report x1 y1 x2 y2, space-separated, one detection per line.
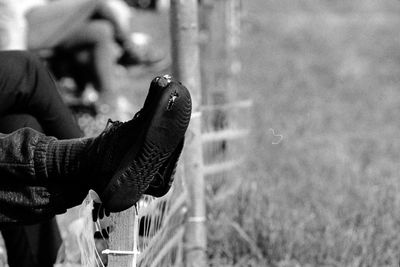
170 1 207 266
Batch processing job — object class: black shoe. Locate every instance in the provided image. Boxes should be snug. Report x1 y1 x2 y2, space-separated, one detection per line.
86 75 192 212
144 138 184 197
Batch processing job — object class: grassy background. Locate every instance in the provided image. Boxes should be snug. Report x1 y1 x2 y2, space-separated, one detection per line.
206 0 400 266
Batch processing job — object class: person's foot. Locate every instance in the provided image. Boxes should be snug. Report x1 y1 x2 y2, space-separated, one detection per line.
86 75 192 212
144 139 184 197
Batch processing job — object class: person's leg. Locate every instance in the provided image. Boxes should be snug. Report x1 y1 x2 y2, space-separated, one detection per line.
1 216 62 267
92 1 166 66
0 115 62 267
92 0 132 45
0 127 90 224
0 225 36 267
0 51 83 265
0 51 80 262
0 51 82 139
25 218 62 267
0 116 43 267
0 114 43 134
59 21 118 93
2 204 62 267
0 76 191 224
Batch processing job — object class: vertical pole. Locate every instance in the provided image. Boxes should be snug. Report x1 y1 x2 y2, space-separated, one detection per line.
108 208 136 267
170 0 202 110
198 0 215 106
170 1 207 266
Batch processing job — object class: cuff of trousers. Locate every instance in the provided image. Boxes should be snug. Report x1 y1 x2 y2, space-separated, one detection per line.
34 135 56 182
45 138 89 181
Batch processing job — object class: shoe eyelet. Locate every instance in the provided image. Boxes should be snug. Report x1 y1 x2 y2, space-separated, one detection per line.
163 74 172 83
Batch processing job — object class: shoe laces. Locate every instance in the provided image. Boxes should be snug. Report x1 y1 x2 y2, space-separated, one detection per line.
103 119 123 134
98 106 145 144
133 108 143 120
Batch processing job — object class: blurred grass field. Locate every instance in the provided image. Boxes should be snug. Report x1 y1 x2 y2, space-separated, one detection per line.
208 0 400 266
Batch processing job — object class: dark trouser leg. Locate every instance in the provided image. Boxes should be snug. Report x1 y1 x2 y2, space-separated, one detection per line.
25 218 62 267
0 114 44 134
0 51 87 231
1 225 36 267
0 127 90 224
0 51 87 222
0 51 82 139
0 115 62 267
1 218 61 267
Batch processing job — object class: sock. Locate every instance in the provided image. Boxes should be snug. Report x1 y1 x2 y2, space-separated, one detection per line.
46 138 92 180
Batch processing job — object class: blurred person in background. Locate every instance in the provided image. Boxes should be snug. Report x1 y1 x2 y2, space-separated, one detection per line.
0 0 165 105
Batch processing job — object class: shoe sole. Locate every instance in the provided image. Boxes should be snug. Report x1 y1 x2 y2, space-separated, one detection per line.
101 77 192 212
144 138 184 197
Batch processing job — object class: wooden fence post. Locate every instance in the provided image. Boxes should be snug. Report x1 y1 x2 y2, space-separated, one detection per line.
170 1 207 266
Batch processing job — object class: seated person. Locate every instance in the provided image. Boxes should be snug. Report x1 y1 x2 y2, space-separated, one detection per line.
0 0 165 98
